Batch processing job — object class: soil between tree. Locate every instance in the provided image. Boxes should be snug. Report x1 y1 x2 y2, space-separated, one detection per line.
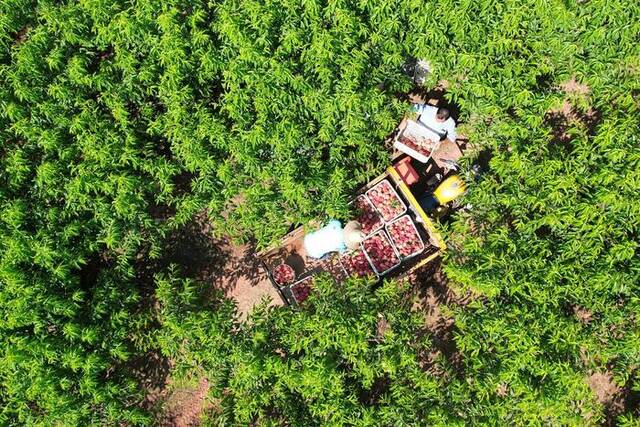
212 237 283 319
163 213 285 318
153 228 630 425
159 378 210 427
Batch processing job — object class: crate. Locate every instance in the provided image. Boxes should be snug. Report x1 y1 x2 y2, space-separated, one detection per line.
287 276 313 305
352 194 384 236
320 254 349 283
386 214 426 261
366 179 407 223
361 230 401 276
339 249 378 280
393 120 440 163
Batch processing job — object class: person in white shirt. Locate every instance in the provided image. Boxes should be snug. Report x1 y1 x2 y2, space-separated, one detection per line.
303 220 365 259
412 104 457 143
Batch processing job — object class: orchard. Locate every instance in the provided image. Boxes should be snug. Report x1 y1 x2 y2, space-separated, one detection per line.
0 0 638 425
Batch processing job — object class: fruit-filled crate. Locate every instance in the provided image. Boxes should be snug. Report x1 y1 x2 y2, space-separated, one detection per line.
361 230 401 276
365 179 407 222
393 119 440 163
271 263 296 286
286 276 313 305
319 255 349 283
339 248 378 280
352 194 384 236
386 214 425 260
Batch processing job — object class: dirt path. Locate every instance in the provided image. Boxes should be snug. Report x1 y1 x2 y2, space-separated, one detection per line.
165 215 284 319
152 217 284 426
408 260 477 376
159 377 210 427
211 237 284 319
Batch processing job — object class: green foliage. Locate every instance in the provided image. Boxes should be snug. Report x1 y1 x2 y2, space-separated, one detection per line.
165 275 462 426
154 265 236 383
1 0 639 424
0 1 187 423
441 2 640 424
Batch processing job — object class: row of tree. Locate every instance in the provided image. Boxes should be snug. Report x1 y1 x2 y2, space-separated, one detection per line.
1 0 638 424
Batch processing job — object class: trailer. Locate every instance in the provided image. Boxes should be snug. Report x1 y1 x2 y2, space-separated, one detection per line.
257 161 447 307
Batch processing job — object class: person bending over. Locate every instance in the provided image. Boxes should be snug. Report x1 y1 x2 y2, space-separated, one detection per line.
413 104 457 143
303 220 365 259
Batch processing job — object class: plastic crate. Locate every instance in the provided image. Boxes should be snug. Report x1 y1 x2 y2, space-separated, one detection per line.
352 194 384 236
361 230 401 276
366 179 407 223
339 249 378 280
287 276 313 305
394 120 440 163
321 254 349 282
386 214 425 260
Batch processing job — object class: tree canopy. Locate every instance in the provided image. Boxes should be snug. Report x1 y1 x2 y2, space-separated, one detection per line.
0 0 638 425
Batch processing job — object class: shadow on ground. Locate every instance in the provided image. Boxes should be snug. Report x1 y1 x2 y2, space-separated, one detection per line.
161 213 264 294
409 260 475 377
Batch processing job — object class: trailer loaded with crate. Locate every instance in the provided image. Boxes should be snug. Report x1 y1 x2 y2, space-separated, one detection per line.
257 166 445 307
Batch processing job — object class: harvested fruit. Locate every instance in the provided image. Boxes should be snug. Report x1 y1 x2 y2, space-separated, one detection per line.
399 136 432 157
387 215 425 258
354 195 383 235
340 250 376 278
272 263 295 285
366 180 406 222
363 231 400 274
320 257 347 282
290 277 312 303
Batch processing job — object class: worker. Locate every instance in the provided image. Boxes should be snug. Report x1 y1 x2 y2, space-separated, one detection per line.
303 220 365 259
343 220 366 250
412 104 457 143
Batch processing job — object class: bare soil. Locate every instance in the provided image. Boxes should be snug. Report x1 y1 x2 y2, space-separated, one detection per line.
13 26 30 46
496 383 509 398
588 372 621 405
559 76 590 96
149 214 284 425
164 213 284 319
573 305 594 324
587 371 626 423
408 260 475 376
130 352 173 411
375 314 391 341
214 237 283 319
544 99 601 152
160 377 210 427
